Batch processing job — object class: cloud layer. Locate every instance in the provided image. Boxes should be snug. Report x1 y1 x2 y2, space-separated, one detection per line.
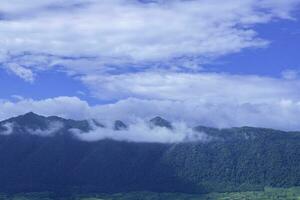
0 0 299 79
71 120 208 143
0 122 14 135
82 72 300 102
2 71 300 131
26 121 64 136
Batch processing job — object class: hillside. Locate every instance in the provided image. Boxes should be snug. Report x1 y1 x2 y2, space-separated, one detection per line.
0 113 299 195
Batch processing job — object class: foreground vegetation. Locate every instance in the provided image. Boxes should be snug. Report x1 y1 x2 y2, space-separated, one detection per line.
1 187 300 200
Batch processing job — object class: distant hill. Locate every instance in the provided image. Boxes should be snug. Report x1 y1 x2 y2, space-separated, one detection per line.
0 112 300 194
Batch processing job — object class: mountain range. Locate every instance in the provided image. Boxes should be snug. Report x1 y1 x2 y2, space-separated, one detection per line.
0 112 299 195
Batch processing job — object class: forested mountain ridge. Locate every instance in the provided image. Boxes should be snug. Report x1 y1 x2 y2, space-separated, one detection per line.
0 112 299 194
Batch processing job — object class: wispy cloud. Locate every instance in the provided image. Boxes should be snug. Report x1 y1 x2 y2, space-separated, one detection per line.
71 120 208 143
0 122 14 135
0 0 299 77
26 121 64 136
281 69 300 80
2 70 300 131
81 72 300 103
0 119 64 136
6 63 35 83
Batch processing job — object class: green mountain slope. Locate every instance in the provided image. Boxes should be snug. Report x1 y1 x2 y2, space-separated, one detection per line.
0 113 299 194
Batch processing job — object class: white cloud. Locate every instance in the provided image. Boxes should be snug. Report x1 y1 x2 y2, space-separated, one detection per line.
26 121 64 136
0 96 91 120
0 0 299 75
0 1 300 138
2 71 300 131
282 69 300 80
88 98 300 131
0 119 63 137
81 72 300 103
0 122 14 135
11 95 25 101
71 120 208 143
6 63 35 82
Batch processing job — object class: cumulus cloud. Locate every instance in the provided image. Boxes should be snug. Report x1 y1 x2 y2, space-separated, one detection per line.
0 0 299 76
0 96 91 121
94 98 300 131
2 69 300 131
71 120 208 143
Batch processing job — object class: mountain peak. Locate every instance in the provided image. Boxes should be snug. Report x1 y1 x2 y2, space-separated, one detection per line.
18 112 47 121
12 112 46 121
149 116 173 129
23 111 40 117
0 112 49 132
114 120 128 131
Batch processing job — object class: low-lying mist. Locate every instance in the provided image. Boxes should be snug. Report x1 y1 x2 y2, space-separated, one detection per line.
26 121 64 136
0 118 210 143
71 120 210 143
0 122 14 135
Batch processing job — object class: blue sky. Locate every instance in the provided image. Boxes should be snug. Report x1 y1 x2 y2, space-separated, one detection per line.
1 0 300 131
2 13 300 101
218 13 300 76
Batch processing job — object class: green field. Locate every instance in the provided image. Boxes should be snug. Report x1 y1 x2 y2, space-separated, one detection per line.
1 187 300 200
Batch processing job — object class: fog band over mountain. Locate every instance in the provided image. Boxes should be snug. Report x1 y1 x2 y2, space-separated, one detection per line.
26 121 64 136
0 123 14 135
71 120 210 143
0 113 210 143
